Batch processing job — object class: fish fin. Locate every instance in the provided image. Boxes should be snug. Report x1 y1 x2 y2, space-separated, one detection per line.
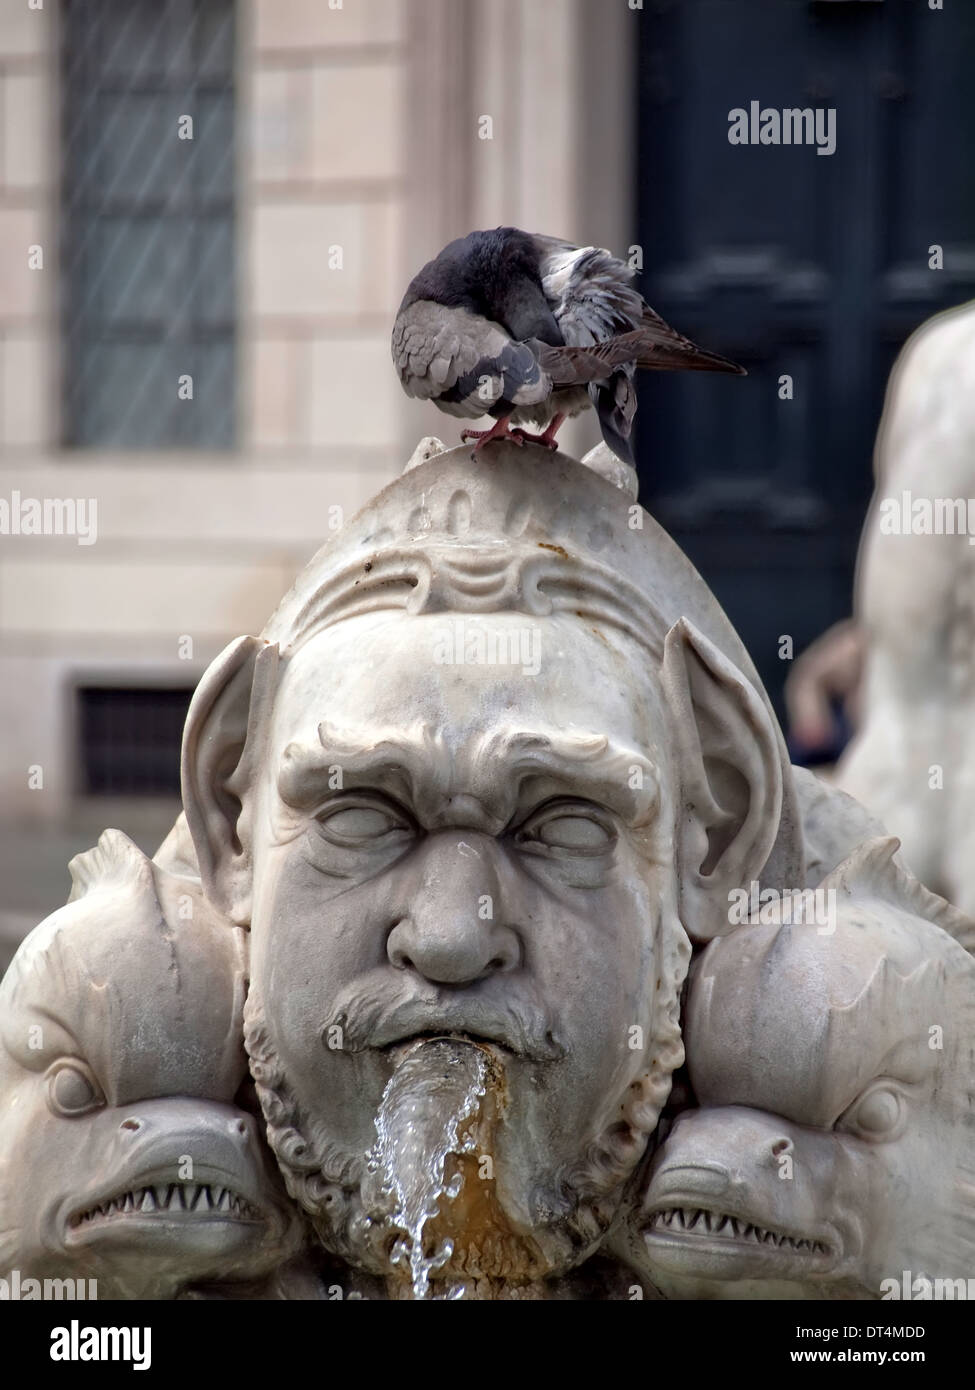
67 828 154 903
820 835 975 954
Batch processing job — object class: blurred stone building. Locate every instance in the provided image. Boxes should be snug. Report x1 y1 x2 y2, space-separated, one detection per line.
0 0 629 959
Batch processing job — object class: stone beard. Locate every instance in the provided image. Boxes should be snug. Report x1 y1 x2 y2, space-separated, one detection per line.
243 900 686 1294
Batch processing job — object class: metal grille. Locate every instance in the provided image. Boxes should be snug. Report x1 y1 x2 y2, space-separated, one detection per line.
61 0 236 448
78 686 194 795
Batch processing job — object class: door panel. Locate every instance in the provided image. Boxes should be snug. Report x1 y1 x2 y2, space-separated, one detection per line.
634 0 975 722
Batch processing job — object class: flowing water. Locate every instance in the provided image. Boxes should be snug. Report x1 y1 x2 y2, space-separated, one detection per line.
365 1038 491 1300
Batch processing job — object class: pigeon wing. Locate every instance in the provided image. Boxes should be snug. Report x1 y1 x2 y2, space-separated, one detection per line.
633 307 747 373
391 300 552 419
535 323 746 383
533 238 645 345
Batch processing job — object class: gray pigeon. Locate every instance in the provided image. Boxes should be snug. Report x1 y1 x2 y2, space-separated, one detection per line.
391 227 746 464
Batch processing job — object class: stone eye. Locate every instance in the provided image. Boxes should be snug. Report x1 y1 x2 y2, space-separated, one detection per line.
317 801 410 844
46 1060 105 1118
837 1083 905 1140
517 802 615 854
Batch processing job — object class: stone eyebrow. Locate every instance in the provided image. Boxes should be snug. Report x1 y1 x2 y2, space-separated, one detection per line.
477 727 660 827
277 723 660 829
276 728 437 812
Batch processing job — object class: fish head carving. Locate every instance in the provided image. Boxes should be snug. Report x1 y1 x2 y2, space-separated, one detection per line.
0 830 302 1297
637 838 975 1298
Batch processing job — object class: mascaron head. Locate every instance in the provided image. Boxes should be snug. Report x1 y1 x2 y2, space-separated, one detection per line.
180 444 803 1279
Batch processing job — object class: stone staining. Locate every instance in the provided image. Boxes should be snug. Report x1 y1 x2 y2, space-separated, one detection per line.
2 441 972 1299
360 1037 541 1301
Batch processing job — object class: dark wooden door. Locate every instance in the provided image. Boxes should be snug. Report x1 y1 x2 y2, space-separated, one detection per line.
634 0 975 725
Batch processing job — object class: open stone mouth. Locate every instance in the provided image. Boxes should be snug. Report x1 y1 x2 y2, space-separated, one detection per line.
68 1182 261 1231
384 1030 511 1055
647 1206 830 1256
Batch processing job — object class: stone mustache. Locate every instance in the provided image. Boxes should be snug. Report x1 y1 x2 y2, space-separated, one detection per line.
1 442 970 1300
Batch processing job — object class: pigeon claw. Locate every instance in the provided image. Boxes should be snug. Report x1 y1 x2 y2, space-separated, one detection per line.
511 413 566 452
460 416 523 453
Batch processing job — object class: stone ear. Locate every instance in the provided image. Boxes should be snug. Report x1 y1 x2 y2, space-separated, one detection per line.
181 636 279 926
661 618 784 943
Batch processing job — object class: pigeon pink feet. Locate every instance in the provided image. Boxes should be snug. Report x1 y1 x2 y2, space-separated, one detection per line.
460 416 524 452
511 413 566 451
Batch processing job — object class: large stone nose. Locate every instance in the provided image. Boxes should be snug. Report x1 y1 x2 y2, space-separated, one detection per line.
386 831 520 985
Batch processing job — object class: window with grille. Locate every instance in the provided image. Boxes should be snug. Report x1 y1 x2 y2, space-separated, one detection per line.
61 0 236 448
78 686 194 796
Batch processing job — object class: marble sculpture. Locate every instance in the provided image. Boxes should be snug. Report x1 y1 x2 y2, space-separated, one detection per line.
2 438 970 1299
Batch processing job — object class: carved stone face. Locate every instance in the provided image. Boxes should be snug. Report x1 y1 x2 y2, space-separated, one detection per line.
182 452 793 1292
244 608 687 1278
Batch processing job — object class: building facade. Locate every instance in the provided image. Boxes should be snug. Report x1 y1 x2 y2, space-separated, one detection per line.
0 0 628 955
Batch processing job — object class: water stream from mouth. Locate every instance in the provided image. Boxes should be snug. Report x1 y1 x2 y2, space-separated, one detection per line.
364 1038 491 1300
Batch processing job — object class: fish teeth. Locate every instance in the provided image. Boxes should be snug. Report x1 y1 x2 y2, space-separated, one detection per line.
647 1203 823 1260
647 1203 824 1256
140 1188 156 1212
217 1188 232 1212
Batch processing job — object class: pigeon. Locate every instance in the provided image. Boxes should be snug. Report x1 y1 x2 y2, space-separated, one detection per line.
391 226 746 464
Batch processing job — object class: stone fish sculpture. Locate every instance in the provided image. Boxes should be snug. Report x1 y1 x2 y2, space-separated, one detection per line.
631 836 975 1300
0 830 299 1299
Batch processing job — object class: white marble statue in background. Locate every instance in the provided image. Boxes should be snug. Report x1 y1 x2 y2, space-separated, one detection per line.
788 299 975 916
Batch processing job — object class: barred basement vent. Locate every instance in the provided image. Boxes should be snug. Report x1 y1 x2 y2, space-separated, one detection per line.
78 687 194 796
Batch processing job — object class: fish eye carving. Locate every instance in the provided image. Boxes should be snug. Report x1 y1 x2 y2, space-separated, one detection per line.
835 1080 907 1143
46 1059 106 1119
